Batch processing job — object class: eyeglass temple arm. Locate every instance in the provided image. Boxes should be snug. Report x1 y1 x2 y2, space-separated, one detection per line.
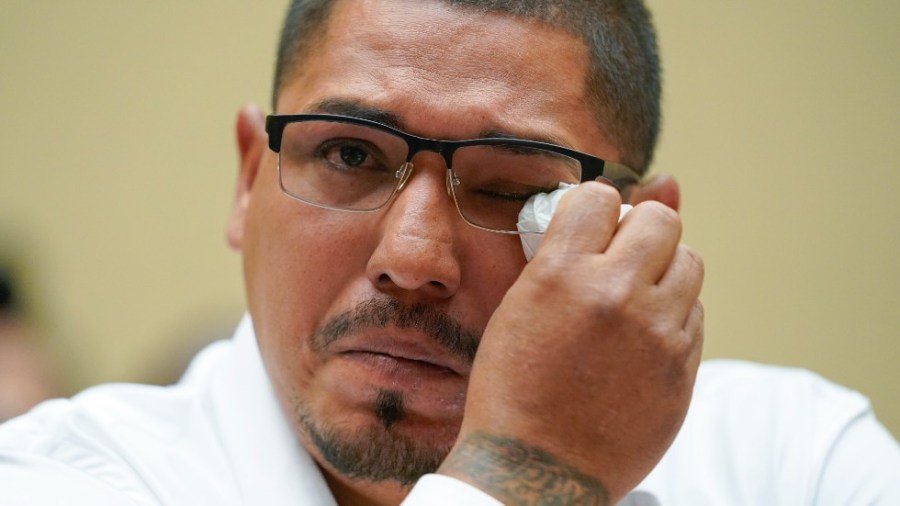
581 158 641 187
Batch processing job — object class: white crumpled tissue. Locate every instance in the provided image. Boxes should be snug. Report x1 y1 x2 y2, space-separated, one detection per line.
517 183 632 261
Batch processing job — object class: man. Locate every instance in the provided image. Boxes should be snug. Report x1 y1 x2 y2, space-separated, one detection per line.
1 0 898 504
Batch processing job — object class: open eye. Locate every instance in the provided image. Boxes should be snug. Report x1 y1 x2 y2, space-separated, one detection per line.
337 145 368 167
317 139 388 172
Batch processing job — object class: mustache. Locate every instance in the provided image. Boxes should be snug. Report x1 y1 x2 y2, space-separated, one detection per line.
310 296 481 364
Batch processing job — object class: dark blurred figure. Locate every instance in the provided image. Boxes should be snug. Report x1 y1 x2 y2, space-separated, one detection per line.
0 265 57 422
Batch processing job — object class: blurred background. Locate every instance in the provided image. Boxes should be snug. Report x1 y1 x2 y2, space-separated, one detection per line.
1 1 897 434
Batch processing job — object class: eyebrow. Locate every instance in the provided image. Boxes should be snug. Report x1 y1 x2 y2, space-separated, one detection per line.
477 128 574 151
305 98 575 149
306 98 405 130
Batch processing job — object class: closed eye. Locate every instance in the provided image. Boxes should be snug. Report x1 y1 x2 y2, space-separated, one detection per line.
472 184 559 203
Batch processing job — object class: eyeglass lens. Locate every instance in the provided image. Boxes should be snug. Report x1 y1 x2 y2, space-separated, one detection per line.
277 120 583 232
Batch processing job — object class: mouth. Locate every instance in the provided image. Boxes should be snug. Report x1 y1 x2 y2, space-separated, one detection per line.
329 330 472 380
342 350 460 380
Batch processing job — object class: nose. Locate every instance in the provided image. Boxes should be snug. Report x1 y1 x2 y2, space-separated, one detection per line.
366 153 462 300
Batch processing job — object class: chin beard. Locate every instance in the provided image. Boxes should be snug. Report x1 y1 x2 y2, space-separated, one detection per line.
296 389 452 485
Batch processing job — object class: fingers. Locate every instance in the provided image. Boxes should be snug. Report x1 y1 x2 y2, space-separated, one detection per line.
684 300 705 343
681 300 705 372
538 181 622 257
533 182 703 335
656 243 705 324
627 173 680 212
536 183 697 295
606 201 683 285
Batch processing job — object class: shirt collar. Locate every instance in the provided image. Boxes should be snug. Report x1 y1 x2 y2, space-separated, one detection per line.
209 313 337 505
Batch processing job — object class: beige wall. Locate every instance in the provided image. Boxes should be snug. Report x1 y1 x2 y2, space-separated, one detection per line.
2 1 897 436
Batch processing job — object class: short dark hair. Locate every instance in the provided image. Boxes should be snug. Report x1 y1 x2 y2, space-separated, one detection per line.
272 0 660 171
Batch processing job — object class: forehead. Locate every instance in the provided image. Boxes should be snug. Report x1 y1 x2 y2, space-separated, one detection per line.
277 0 616 156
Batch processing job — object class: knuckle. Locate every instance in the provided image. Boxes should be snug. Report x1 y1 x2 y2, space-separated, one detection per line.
679 244 705 278
527 254 569 284
642 200 681 230
523 254 582 295
694 299 705 320
590 277 638 317
693 302 706 340
576 181 623 211
644 320 674 345
677 300 705 354
582 179 622 200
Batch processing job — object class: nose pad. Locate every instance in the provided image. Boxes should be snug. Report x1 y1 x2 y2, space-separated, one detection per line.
392 158 454 203
446 169 460 198
395 162 414 192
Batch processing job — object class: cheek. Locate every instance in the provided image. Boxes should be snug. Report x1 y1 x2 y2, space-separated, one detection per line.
247 220 368 334
242 183 375 383
460 232 527 322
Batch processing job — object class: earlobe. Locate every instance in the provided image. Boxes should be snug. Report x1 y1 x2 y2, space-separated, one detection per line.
227 103 268 251
627 173 681 212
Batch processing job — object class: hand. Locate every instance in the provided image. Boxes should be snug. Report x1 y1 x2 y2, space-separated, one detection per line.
438 181 704 504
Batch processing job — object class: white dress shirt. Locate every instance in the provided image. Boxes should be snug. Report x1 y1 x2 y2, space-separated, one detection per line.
1 315 898 505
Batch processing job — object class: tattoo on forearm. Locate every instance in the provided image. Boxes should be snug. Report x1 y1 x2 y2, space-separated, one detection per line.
440 432 610 505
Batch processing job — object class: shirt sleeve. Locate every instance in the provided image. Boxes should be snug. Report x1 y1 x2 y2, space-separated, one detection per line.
402 474 504 506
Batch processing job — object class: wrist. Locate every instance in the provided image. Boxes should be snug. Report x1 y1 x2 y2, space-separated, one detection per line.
437 431 613 505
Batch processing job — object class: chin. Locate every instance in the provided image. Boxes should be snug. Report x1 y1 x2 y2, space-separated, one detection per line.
295 395 461 485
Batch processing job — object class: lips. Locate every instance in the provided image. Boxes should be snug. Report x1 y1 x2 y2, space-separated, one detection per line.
327 327 472 379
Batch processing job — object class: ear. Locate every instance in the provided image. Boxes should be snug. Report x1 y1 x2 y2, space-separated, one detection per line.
627 173 681 212
226 104 268 251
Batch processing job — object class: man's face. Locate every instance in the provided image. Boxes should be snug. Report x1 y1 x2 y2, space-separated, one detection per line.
235 0 621 486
